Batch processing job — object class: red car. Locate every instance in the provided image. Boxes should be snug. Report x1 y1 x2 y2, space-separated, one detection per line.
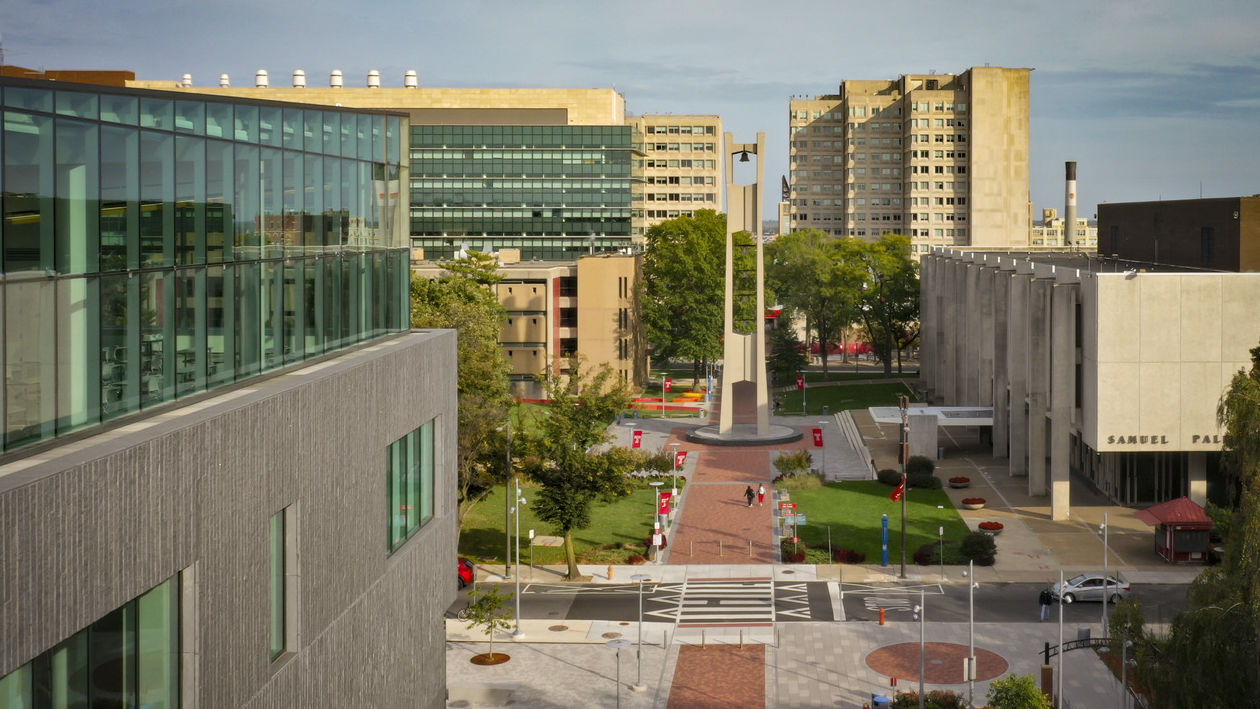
458 557 475 589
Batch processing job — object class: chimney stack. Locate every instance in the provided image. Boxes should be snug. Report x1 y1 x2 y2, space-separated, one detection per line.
1064 162 1077 246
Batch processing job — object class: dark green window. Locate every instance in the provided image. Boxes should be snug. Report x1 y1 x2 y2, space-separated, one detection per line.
387 419 436 553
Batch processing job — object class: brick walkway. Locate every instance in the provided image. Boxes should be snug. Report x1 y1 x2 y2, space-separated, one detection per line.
668 645 766 709
865 641 1009 683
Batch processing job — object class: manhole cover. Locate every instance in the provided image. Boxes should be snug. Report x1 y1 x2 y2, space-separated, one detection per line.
619 621 630 626
602 632 622 639
781 569 795 574
548 625 569 632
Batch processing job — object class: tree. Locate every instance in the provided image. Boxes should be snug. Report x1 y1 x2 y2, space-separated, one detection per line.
986 674 1051 709
766 320 808 388
640 210 756 381
855 234 920 375
766 229 863 378
410 251 513 529
462 583 515 662
518 357 640 579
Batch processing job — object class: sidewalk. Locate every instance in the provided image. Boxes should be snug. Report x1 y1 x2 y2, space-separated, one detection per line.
447 400 1200 707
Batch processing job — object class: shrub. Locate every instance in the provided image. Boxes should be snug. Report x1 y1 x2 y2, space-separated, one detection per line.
780 538 807 563
906 455 936 477
1205 501 1233 542
877 468 903 486
960 531 997 565
892 689 967 709
908 473 942 490
1109 598 1146 656
833 548 866 564
978 521 1004 532
774 449 813 477
776 472 824 490
913 540 967 566
627 554 646 565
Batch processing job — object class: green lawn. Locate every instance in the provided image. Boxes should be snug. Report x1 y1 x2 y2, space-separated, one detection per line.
460 481 677 565
782 481 971 564
778 381 919 415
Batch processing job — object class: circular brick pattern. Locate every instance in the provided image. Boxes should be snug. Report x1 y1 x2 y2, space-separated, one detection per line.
547 625 569 632
601 631 623 639
866 642 1008 684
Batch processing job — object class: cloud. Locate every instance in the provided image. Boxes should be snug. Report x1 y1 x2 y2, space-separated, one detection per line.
1035 60 1260 120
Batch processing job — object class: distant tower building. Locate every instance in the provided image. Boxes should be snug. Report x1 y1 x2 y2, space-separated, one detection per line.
787 66 1030 253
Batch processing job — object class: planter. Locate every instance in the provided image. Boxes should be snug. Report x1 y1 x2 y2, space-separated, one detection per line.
978 522 1004 534
961 502 986 510
949 481 971 489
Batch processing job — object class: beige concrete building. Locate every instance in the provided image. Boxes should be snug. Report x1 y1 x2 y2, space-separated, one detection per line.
413 253 645 398
787 67 1030 253
921 248 1260 523
1032 208 1098 248
625 114 724 232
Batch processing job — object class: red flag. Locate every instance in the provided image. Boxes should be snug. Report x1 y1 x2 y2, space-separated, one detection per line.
664 378 672 393
812 428 823 447
632 430 643 449
890 478 905 502
675 450 688 468
796 375 805 391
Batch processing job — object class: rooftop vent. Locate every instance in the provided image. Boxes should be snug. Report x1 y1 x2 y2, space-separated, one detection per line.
180 73 192 88
404 70 418 88
367 69 380 88
255 69 269 88
330 70 343 88
219 73 230 88
292 69 306 88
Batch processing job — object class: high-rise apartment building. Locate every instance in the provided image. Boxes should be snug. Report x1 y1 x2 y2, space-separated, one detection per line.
787 67 1030 252
0 76 456 707
625 114 724 231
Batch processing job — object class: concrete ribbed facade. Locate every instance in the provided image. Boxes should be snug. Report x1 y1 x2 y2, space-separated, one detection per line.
0 330 457 707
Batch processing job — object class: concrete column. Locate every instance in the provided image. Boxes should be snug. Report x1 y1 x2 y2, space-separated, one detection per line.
921 256 938 399
963 263 981 404
940 259 959 405
909 413 940 460
1027 278 1050 493
952 261 968 404
991 268 1010 458
977 266 996 406
1188 452 1207 507
1050 283 1075 521
1007 274 1030 476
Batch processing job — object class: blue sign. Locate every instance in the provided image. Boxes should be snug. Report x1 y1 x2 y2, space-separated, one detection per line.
795 514 807 526
881 513 889 567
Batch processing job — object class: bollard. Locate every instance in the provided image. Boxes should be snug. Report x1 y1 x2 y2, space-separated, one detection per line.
719 540 723 557
702 629 706 649
891 676 897 687
749 540 753 557
608 564 614 581
690 540 693 557
739 629 744 648
879 607 886 625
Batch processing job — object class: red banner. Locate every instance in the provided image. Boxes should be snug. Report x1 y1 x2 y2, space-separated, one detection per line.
658 499 670 515
796 375 805 391
890 478 905 502
812 428 823 446
779 502 796 510
632 430 642 448
664 378 672 393
675 450 688 468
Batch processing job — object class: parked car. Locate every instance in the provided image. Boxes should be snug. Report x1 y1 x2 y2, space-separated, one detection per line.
458 557 475 589
1050 572 1130 604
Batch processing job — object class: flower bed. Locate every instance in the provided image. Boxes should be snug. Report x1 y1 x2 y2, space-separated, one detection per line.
948 476 971 489
978 521 1004 534
960 497 986 510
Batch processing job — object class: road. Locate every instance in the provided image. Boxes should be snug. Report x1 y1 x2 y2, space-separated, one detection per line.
449 579 1189 628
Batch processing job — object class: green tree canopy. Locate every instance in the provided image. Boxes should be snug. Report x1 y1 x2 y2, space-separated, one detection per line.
640 210 755 380
766 229 864 377
985 674 1051 709
855 233 920 375
411 251 513 527
517 357 640 579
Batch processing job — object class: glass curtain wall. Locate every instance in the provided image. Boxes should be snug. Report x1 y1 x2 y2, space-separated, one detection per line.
0 80 409 453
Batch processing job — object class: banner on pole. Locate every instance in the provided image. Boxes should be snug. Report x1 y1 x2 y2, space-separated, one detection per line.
675 450 688 468
890 478 905 502
812 428 823 447
796 375 805 391
632 430 643 449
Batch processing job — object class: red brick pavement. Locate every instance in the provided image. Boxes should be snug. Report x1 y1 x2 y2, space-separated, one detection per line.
865 641 1009 683
667 645 765 709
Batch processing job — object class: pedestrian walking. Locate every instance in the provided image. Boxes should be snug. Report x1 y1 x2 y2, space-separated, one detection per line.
744 485 755 508
757 484 766 507
1039 587 1052 621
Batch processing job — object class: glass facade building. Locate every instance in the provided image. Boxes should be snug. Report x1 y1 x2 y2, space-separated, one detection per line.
0 78 410 454
409 125 637 261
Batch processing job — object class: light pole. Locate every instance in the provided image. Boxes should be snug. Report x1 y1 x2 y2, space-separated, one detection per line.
914 589 925 709
1121 639 1133 709
649 481 665 551
899 395 910 579
1101 512 1109 634
668 441 681 498
498 420 513 578
1057 569 1064 707
606 638 631 709
630 573 651 693
963 561 978 709
817 419 828 477
511 482 526 639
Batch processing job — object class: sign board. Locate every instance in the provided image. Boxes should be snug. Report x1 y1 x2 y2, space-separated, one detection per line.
779 502 796 510
675 450 688 468
794 514 807 525
812 428 823 447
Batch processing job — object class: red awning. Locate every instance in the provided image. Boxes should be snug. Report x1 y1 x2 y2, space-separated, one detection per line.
1135 496 1212 527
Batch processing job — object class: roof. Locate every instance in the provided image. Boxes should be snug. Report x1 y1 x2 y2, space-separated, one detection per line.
1134 497 1212 527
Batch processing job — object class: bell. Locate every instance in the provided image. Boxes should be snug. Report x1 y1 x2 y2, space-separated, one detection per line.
738 151 751 163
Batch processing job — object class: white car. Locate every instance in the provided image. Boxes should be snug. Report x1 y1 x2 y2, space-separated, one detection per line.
1050 573 1131 604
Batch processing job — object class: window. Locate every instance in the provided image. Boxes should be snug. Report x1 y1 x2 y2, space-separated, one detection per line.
387 420 436 553
269 506 296 661
0 576 181 706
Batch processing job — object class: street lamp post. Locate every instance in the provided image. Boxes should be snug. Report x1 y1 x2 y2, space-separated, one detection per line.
963 560 978 708
668 442 680 498
899 396 910 579
938 526 945 581
511 482 526 639
649 481 665 553
1121 639 1133 709
915 589 925 709
817 420 828 477
1057 568 1064 706
606 638 631 709
630 573 651 693
1101 512 1109 634
499 419 513 578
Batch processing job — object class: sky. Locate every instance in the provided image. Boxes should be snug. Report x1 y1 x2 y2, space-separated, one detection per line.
4 0 1259 222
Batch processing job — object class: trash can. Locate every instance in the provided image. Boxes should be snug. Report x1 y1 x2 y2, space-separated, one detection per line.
871 696 891 708
822 405 830 415
1077 625 1091 641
